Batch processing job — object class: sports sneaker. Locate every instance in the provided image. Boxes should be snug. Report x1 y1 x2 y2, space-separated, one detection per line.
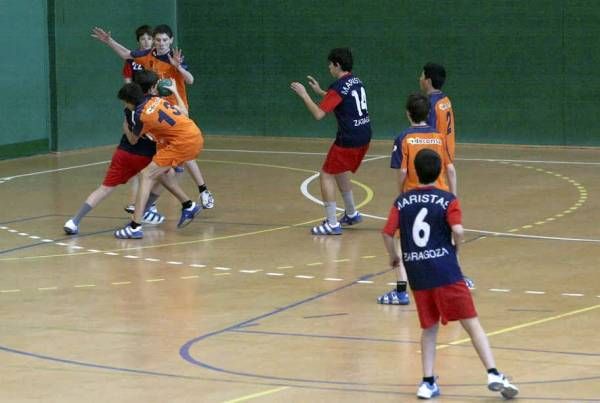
177 202 201 228
63 219 79 235
200 190 214 209
417 381 440 399
311 220 342 235
142 209 165 225
377 289 410 305
488 372 519 399
339 211 363 226
464 276 475 290
114 224 143 239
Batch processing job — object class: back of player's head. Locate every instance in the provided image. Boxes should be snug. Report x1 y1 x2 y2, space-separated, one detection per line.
423 63 446 89
328 48 353 72
406 93 430 123
134 70 159 93
153 24 173 38
118 83 144 105
135 25 152 41
415 149 442 184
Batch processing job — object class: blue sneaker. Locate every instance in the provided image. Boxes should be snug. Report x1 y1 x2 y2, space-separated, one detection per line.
142 209 165 225
311 220 342 235
339 211 362 226
377 289 410 305
417 381 440 399
464 276 475 290
114 224 143 239
177 202 201 228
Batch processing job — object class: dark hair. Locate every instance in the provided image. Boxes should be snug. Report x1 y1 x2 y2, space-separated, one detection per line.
135 25 152 41
406 93 430 123
415 149 442 184
328 48 353 72
423 63 446 89
134 70 159 93
118 83 144 105
153 24 173 38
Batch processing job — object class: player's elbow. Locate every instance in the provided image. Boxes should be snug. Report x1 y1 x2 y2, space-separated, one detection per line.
451 224 464 238
185 77 194 85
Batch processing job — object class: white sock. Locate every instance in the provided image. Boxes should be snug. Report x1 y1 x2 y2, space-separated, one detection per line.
325 202 338 226
342 191 356 216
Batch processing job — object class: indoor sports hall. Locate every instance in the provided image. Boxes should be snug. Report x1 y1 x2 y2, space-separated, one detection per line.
1 1 599 402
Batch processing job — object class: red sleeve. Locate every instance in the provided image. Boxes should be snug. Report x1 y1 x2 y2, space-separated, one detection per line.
382 205 400 236
122 60 133 79
446 198 462 226
319 89 342 113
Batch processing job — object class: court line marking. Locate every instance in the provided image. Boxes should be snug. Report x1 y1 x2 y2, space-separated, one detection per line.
436 303 600 351
223 386 289 403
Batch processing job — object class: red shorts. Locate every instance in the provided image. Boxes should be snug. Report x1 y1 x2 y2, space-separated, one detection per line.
413 281 477 329
322 143 369 174
102 148 152 187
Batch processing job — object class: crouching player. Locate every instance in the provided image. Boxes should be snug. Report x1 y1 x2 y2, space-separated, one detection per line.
381 148 519 400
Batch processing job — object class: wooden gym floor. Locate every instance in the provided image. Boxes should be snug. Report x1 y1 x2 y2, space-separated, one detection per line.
0 136 599 402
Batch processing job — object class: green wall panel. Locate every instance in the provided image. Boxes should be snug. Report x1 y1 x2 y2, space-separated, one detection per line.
178 0 600 146
52 0 177 151
0 0 49 155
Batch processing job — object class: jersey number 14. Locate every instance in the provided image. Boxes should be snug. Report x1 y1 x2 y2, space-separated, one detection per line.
351 88 368 117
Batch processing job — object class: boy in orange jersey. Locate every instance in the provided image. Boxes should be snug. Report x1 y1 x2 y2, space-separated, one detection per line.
114 70 203 239
92 24 214 211
420 63 456 162
377 93 457 305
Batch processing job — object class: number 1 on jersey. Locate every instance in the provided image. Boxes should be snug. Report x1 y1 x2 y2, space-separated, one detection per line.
351 87 368 117
158 110 175 126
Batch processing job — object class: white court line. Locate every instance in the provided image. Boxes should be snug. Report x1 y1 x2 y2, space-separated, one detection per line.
300 170 600 244
3 148 598 182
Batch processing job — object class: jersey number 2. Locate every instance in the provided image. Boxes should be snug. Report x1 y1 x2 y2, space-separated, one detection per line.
351 88 368 117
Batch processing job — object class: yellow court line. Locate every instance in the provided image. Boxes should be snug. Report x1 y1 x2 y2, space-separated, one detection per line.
0 161 374 262
223 386 289 403
436 303 600 351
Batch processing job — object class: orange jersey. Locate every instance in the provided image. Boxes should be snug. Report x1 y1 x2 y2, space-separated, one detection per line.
428 92 455 161
130 49 190 108
390 126 450 192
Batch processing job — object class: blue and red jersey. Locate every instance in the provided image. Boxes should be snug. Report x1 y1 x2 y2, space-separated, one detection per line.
319 73 372 148
118 108 155 157
382 187 463 290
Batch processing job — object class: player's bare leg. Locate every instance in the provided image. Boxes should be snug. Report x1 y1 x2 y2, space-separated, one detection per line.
335 171 362 225
183 159 214 209
311 170 342 235
64 185 116 235
421 324 439 377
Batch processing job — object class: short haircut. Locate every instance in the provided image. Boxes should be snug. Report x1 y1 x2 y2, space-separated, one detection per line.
135 25 152 41
423 63 446 89
328 48 353 72
134 69 159 93
406 93 430 123
415 149 442 185
118 83 144 105
153 24 173 38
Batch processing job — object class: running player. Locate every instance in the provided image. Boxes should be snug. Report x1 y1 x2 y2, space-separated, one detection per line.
290 48 371 235
381 148 519 400
114 70 204 239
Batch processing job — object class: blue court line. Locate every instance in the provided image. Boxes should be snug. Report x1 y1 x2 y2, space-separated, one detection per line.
303 312 348 319
0 214 55 225
230 329 600 357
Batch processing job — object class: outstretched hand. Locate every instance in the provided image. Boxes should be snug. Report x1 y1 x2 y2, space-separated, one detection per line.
168 48 184 68
290 82 308 97
91 27 111 44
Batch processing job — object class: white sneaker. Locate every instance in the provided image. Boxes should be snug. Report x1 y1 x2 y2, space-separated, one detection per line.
142 209 165 225
64 219 78 235
488 372 519 399
416 381 440 399
200 190 214 209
